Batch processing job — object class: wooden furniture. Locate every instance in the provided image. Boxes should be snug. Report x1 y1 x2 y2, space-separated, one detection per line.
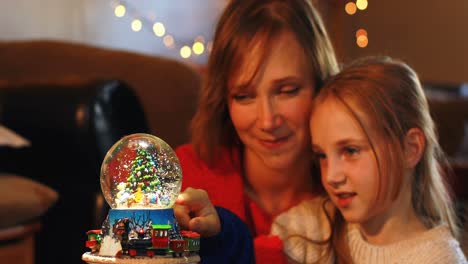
0 222 40 264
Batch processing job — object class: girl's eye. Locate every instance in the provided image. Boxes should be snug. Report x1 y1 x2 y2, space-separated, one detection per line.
344 146 360 157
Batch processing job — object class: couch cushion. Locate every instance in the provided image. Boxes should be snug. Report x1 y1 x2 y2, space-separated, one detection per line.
0 174 58 228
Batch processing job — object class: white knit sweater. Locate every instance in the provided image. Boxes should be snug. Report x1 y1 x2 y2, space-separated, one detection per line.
271 198 468 264
271 196 332 263
347 225 467 264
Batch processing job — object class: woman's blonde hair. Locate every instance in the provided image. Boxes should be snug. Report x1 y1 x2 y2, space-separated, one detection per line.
190 0 339 164
315 56 459 263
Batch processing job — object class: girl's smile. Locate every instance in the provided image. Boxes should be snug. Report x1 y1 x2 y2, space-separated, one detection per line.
334 192 357 208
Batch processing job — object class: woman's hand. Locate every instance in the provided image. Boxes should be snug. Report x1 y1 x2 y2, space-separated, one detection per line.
174 187 221 237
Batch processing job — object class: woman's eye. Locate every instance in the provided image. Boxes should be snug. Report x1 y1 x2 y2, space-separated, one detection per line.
279 85 300 95
314 152 326 160
231 93 252 101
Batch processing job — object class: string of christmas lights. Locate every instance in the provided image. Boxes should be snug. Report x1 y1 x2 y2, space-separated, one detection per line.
110 0 212 59
345 0 369 48
110 1 367 56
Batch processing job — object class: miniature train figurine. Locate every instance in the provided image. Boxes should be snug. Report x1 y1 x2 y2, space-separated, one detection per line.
85 219 200 258
85 230 103 253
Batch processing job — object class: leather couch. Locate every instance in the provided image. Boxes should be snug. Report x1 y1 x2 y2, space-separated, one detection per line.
0 39 201 148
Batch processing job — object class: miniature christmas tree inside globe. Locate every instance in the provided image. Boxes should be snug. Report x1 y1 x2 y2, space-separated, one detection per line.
100 133 182 209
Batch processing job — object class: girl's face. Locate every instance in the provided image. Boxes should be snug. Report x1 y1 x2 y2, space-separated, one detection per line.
310 98 388 224
227 30 315 170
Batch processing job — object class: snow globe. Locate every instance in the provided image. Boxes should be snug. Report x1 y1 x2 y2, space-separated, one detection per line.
101 133 182 210
82 133 200 264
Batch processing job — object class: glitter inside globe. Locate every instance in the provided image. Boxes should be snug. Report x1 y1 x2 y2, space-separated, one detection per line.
100 133 182 209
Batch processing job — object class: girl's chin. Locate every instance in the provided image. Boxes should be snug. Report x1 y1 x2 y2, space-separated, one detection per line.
338 209 366 224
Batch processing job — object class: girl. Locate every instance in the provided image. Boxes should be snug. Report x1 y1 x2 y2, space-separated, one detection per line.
307 56 466 263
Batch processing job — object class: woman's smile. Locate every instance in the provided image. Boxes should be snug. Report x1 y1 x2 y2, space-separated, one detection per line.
258 135 291 149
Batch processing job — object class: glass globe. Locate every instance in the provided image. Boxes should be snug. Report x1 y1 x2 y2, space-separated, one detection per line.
100 133 182 209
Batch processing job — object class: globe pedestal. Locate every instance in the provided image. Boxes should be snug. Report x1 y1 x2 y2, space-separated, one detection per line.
82 252 200 264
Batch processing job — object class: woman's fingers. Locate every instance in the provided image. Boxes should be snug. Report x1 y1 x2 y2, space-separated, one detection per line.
176 187 210 213
175 187 221 237
173 203 191 230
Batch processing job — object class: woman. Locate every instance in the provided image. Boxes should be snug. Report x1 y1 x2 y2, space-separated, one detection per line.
175 0 338 261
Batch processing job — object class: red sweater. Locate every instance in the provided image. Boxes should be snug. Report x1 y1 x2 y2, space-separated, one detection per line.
176 144 288 264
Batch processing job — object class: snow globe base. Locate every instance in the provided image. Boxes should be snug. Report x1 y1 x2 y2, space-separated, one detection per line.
82 252 200 264
82 208 201 262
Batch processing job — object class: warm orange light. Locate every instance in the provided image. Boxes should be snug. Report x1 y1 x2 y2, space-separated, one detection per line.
345 2 357 15
163 35 174 48
356 28 368 38
357 35 368 48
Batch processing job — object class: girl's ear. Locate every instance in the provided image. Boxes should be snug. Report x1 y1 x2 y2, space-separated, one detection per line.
404 128 426 169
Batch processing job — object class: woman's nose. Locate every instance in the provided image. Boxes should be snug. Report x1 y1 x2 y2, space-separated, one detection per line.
257 97 281 132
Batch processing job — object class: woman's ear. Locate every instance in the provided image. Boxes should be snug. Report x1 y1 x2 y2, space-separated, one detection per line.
404 128 426 169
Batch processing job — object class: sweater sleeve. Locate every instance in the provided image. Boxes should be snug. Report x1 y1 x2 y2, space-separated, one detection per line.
347 225 468 264
415 238 468 264
271 197 331 263
199 207 255 264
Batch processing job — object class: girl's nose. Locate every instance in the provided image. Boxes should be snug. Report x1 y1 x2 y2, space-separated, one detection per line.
324 158 347 188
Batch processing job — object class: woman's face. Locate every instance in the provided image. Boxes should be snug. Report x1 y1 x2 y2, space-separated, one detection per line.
227 30 315 170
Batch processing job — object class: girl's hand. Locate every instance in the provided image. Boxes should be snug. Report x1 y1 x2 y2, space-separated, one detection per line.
173 187 221 237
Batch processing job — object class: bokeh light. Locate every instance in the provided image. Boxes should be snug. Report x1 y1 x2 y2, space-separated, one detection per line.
192 42 205 55
163 35 175 48
152 22 165 37
356 28 368 38
345 2 357 15
356 0 368 10
180 46 192 58
114 4 126 17
131 19 142 32
357 35 369 48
